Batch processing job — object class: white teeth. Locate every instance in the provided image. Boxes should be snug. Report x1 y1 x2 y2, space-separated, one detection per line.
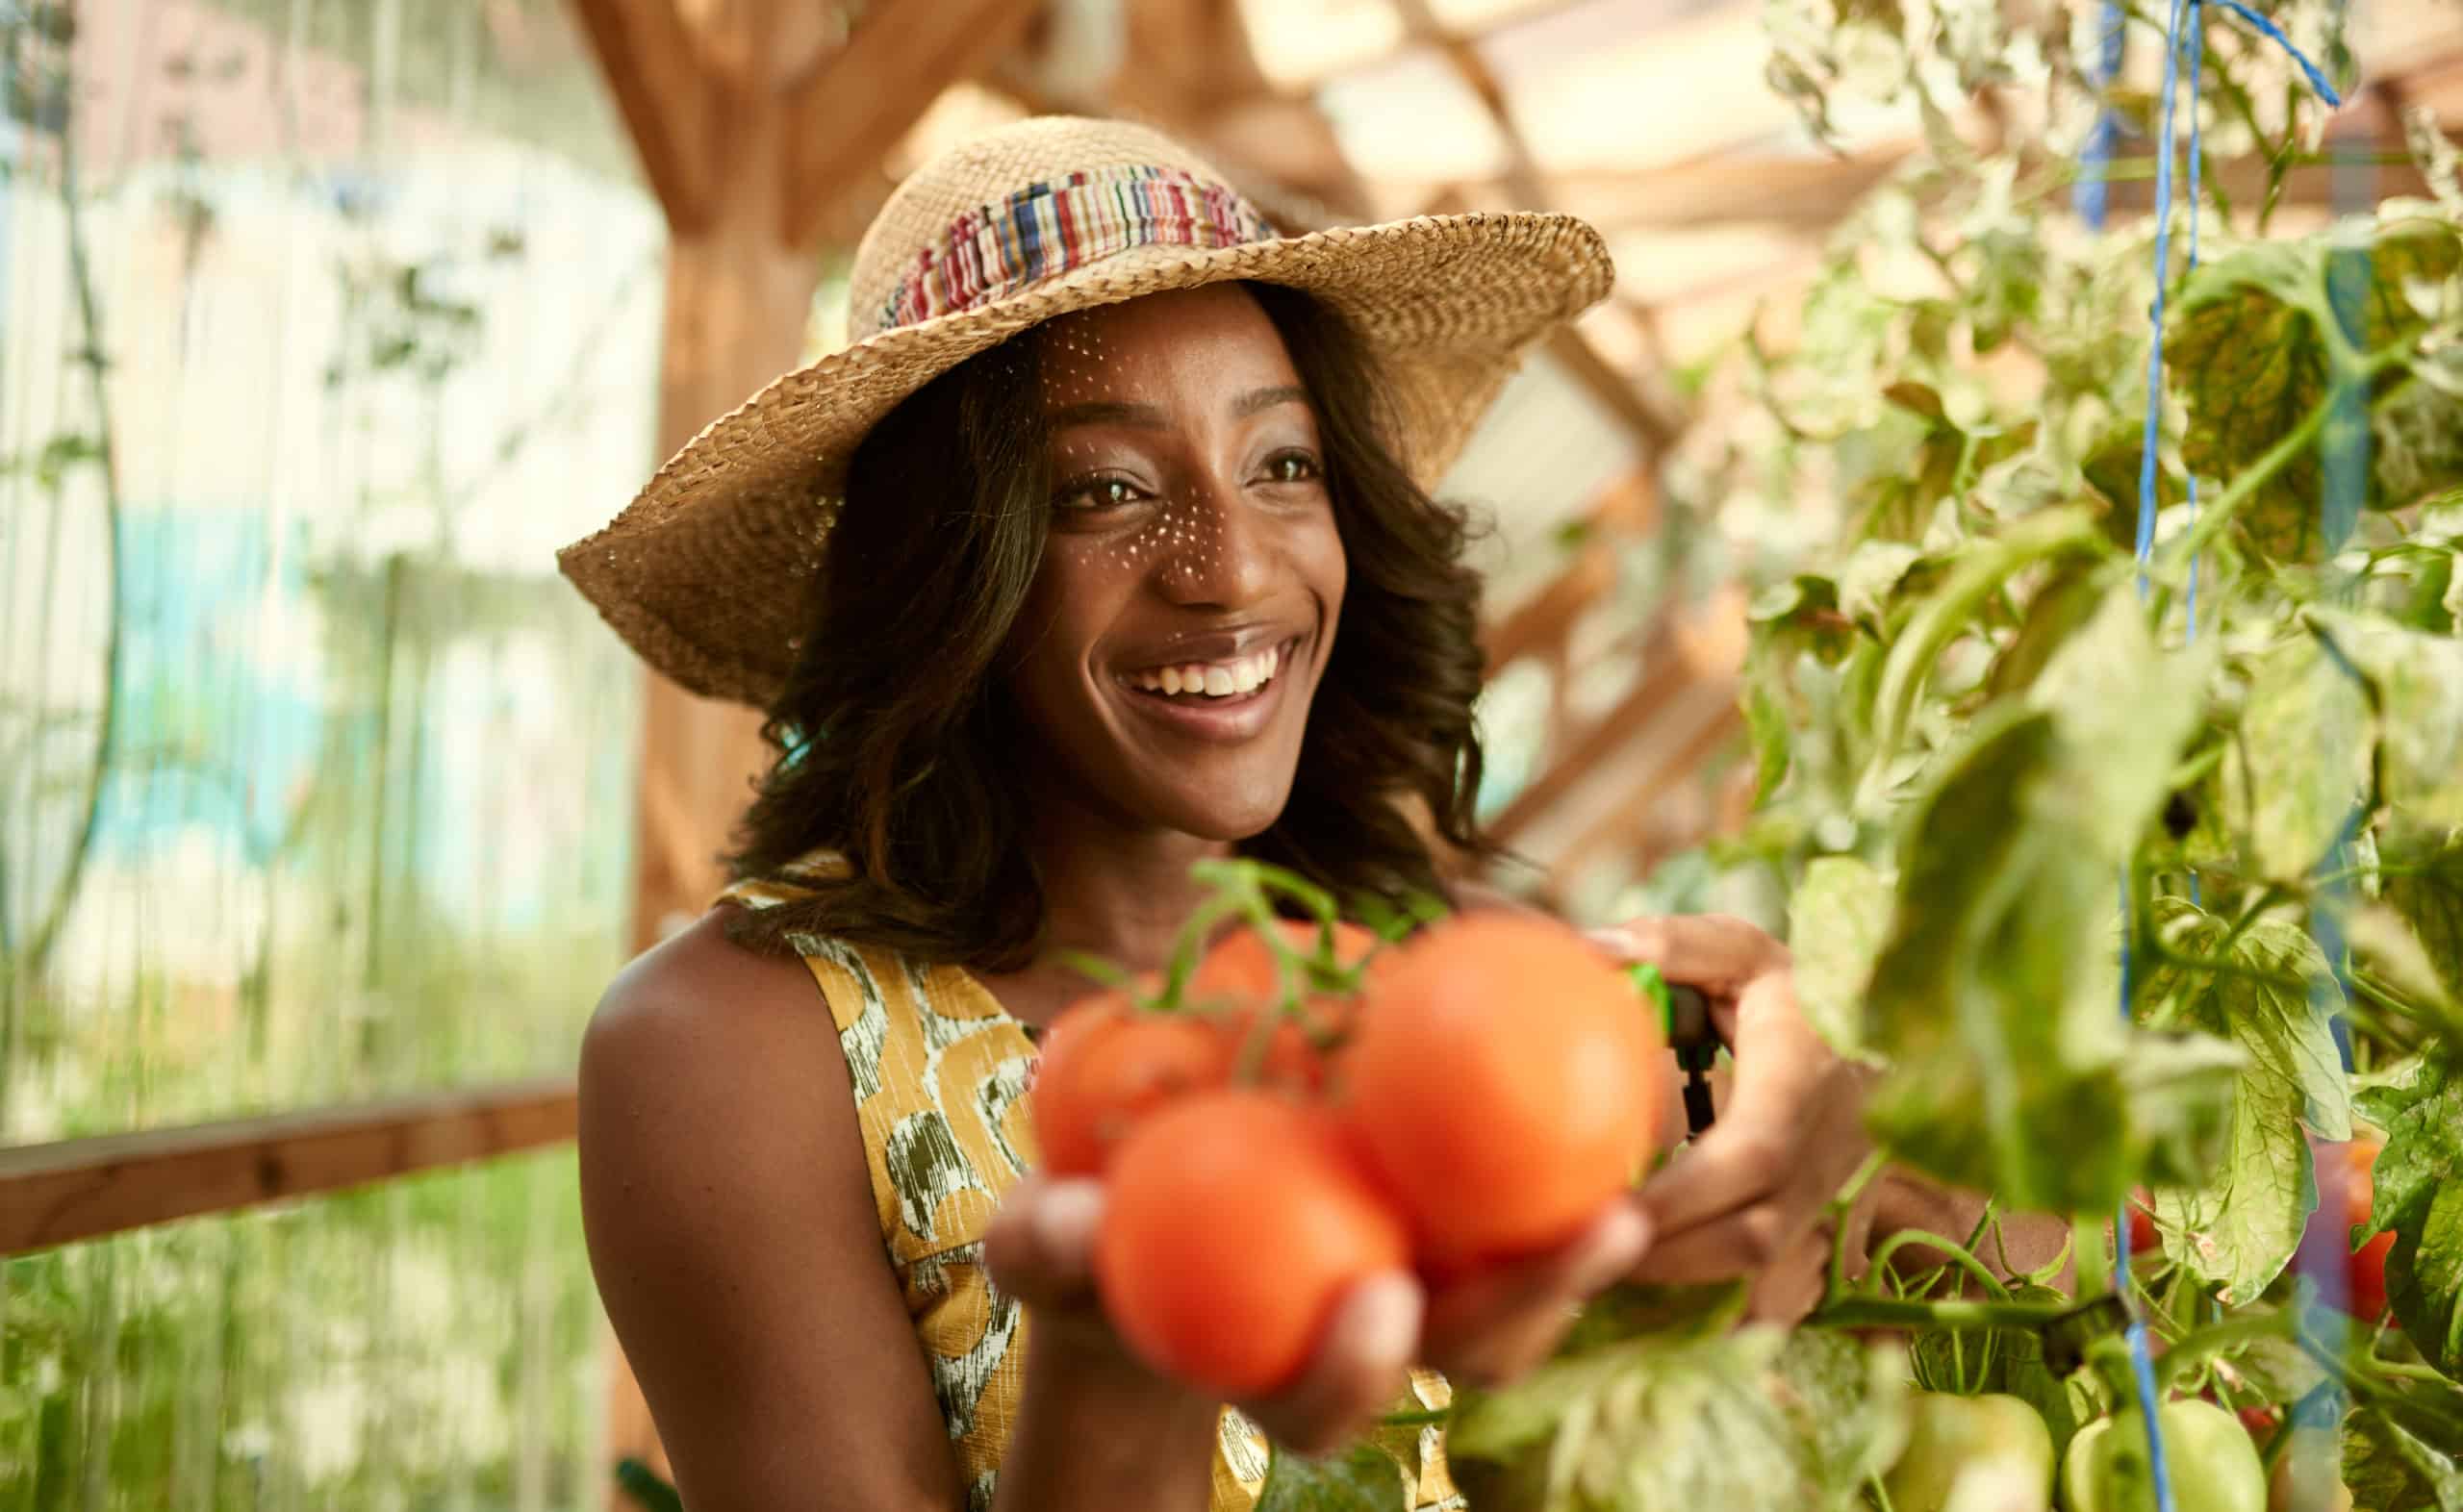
1129 643 1289 698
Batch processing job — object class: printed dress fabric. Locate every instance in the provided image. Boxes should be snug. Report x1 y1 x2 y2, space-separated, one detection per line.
718 862 1462 1511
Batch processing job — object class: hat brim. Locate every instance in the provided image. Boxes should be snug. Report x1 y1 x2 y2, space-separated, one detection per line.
557 210 1613 709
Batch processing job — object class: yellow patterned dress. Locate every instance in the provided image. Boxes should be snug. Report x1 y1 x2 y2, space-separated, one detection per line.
719 867 1461 1512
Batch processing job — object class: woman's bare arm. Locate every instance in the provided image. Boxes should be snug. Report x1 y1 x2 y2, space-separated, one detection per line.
578 909 964 1512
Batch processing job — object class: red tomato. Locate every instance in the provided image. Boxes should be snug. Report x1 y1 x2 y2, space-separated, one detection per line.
2336 1140 2394 1323
1096 1089 1409 1397
1030 995 1228 1175
1187 919 1385 1004
1335 913 1667 1269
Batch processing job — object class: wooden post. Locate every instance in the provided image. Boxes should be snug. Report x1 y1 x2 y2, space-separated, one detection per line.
567 0 1040 1495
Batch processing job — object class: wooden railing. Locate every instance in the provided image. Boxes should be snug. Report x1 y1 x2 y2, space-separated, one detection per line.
0 1076 577 1256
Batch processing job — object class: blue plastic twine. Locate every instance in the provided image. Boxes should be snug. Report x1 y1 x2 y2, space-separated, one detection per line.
2113 2 2342 1506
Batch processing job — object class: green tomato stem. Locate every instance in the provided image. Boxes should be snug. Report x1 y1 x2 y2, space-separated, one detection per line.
1806 1297 2075 1331
1865 1228 2015 1302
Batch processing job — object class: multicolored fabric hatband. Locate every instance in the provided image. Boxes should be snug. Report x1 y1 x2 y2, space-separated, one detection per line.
875 164 1279 334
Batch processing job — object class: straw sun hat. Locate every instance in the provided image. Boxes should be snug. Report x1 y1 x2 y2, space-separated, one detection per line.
558 114 1616 709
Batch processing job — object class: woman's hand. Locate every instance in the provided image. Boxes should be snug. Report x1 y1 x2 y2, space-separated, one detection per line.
1588 914 1877 1322
985 1173 1648 1456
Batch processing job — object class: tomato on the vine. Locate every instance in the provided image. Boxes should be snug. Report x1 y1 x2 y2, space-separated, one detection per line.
1095 1088 1408 1397
2332 1139 2393 1323
1029 995 1229 1175
1334 912 1666 1269
1185 918 1384 1004
2063 1399 2267 1512
1880 1393 2054 1512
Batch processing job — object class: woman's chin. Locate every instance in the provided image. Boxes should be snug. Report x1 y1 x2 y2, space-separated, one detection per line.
1145 776 1296 845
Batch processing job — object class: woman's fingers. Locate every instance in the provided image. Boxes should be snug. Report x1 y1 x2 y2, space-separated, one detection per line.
982 1173 1105 1310
1587 915 1787 999
1241 1273 1425 1457
1421 1203 1651 1386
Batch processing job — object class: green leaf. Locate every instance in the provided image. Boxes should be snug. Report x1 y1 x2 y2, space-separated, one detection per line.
2226 634 2374 880
1788 854 1892 1062
1450 1325 1895 1512
1745 673 1794 805
2381 825 2463 1005
1253 1443 1410 1512
1770 1330 1911 1497
1837 541 1929 632
2146 904 2352 1304
1984 559 2107 700
2346 1405 2463 1512
2029 592 2220 856
2353 1045 2463 1373
1860 703 2239 1210
2309 609 2463 828
2171 217 2463 560
1862 507 2107 799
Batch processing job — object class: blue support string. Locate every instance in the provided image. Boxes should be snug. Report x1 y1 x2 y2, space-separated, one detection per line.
2076 3 2128 229
2210 0 2345 105
2110 0 2345 1502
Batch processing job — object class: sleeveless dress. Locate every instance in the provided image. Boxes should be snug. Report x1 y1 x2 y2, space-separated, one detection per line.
717 865 1463 1512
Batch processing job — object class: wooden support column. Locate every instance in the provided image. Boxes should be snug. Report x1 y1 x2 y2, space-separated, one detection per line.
569 0 1040 1492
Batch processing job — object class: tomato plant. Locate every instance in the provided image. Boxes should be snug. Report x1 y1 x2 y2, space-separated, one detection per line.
1095 1088 1409 1397
1055 0 2463 1497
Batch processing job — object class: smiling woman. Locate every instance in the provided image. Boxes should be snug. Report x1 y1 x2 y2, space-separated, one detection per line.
716 277 1488 975
556 116 1891 1512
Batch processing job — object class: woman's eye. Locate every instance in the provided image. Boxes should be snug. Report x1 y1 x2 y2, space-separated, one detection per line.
1056 474 1145 511
1261 451 1322 485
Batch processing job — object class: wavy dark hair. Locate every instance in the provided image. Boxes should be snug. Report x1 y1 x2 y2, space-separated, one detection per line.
722 281 1493 969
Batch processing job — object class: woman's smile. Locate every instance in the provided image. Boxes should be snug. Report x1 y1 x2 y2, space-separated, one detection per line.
1109 633 1309 745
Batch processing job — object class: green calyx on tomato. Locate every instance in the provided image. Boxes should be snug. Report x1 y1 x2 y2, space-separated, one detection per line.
1881 1393 2055 1512
2062 1398 2267 1512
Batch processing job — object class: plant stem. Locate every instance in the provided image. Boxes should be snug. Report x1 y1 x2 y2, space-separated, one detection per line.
1866 1228 2014 1302
1807 1296 2074 1331
1827 1150 1891 1298
2154 1308 2293 1392
1375 1406 1452 1429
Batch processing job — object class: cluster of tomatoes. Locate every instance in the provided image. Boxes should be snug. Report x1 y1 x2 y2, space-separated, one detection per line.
1892 1139 2400 1512
1028 912 1669 1397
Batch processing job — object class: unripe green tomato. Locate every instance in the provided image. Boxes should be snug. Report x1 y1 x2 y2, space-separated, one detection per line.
1883 1392 2055 1512
2062 1399 2267 1512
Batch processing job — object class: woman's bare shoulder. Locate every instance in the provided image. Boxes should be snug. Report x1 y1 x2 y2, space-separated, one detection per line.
578 910 961 1508
583 906 840 1084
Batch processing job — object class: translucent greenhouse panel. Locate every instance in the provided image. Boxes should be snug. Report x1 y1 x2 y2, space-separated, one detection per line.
0 1150 601 1512
0 0 664 1143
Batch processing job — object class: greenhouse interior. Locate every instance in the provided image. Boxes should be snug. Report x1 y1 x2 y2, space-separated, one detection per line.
3 0 2462 1507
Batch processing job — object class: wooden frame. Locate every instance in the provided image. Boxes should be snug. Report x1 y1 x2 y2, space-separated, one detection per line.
0 1078 577 1257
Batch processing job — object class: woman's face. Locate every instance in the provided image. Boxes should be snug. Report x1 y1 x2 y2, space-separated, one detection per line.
1004 283 1348 842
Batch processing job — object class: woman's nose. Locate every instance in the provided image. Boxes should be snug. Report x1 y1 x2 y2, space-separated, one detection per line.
1151 482 1275 610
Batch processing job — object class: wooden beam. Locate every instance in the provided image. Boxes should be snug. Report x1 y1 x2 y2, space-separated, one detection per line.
1486 590 1746 846
781 0 1044 247
566 0 724 232
1481 470 1659 668
1551 698 1742 878
1386 0 1687 454
0 1079 577 1256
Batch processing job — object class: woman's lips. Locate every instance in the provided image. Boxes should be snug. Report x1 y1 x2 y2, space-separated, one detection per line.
1113 636 1304 744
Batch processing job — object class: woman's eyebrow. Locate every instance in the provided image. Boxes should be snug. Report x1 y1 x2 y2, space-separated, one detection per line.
1233 384 1309 418
1044 386 1311 432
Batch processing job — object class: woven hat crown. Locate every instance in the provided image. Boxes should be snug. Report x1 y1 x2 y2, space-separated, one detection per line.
846 116 1263 342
